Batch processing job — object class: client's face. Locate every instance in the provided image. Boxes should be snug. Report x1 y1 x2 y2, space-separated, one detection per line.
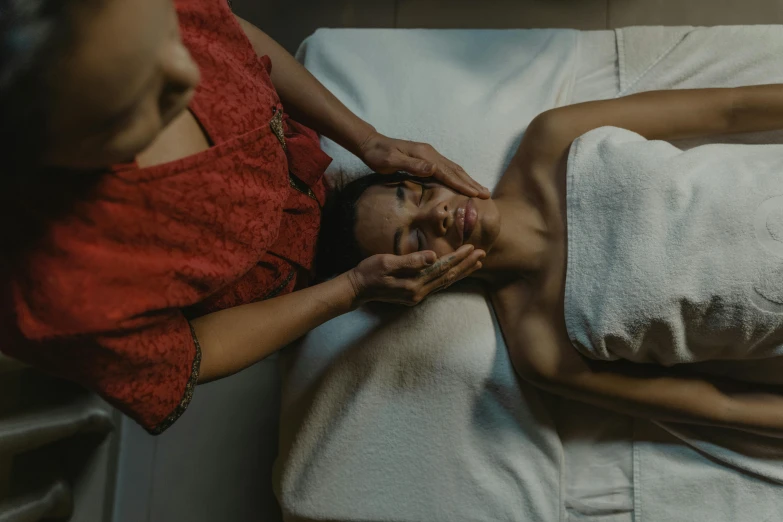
354 180 501 258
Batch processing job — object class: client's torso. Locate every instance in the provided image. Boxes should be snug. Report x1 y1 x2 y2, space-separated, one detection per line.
521 126 783 375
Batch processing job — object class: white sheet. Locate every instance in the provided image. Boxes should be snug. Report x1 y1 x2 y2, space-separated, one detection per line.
276 26 783 522
296 28 580 191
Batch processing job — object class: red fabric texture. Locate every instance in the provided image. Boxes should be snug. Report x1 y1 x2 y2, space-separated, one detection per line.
0 0 330 432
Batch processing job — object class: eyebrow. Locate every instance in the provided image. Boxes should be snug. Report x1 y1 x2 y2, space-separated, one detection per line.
393 185 406 255
396 185 405 209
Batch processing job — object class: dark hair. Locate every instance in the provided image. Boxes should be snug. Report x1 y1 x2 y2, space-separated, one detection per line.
0 0 103 261
316 171 422 280
0 0 87 171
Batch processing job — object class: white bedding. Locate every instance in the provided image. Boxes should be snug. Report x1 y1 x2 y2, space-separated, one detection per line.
275 26 783 522
566 125 783 371
298 28 582 191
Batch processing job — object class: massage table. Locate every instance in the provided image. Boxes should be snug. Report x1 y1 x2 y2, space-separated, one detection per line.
273 25 783 522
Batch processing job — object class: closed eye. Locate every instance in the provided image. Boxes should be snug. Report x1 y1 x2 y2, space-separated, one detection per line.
418 184 427 206
416 185 429 250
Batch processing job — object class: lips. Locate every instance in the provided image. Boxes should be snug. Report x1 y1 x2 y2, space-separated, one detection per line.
455 198 478 245
463 199 477 243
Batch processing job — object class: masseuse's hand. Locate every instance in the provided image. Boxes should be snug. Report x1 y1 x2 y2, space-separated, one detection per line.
346 245 486 307
359 131 491 199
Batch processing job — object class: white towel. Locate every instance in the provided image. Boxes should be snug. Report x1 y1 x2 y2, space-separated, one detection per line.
565 126 783 375
615 25 783 518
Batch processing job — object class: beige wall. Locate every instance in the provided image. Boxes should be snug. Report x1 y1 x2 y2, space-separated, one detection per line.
232 0 783 53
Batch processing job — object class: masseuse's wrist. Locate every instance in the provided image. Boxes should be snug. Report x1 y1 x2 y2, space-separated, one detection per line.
345 120 377 159
343 269 368 309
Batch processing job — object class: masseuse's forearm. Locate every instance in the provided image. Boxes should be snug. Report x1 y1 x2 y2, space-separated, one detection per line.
192 273 357 383
236 18 375 156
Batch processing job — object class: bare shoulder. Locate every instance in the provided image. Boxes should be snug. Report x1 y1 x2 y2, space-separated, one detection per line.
494 122 569 225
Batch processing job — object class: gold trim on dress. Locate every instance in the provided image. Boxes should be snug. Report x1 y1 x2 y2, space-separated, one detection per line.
149 323 203 435
270 108 287 151
270 108 320 208
289 172 320 207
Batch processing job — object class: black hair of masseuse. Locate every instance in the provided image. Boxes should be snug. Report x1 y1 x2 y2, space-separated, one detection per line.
0 0 105 260
0 0 87 171
316 171 422 280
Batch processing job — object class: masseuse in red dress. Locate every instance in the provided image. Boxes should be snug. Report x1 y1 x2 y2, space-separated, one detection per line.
0 0 488 433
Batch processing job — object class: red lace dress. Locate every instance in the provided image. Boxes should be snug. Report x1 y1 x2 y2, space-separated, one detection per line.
0 0 330 433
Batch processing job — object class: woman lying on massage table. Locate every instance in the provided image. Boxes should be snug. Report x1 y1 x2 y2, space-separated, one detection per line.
320 83 783 437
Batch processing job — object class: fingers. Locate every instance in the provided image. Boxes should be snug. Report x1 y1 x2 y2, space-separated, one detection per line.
448 161 492 199
389 140 490 198
432 166 479 197
435 160 491 199
392 250 437 273
391 152 437 177
423 248 486 293
361 247 485 307
417 244 475 282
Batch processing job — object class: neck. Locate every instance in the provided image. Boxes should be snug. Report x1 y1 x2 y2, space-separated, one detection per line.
474 197 551 286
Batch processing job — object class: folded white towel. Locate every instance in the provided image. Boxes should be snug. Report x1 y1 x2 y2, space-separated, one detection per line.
565 126 783 377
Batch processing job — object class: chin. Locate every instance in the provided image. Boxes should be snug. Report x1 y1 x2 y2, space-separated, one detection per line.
475 203 501 251
162 90 195 129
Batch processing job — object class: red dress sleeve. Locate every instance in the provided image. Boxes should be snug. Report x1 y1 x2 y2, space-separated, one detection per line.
3 302 199 434
0 0 330 434
2 194 207 433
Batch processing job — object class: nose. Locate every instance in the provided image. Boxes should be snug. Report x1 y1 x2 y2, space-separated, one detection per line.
169 41 201 89
159 42 201 111
417 202 452 237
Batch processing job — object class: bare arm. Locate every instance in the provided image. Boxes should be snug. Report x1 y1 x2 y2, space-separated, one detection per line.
235 17 374 156
503 305 783 437
193 272 356 382
194 246 483 382
518 85 783 172
235 17 489 197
